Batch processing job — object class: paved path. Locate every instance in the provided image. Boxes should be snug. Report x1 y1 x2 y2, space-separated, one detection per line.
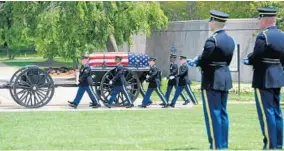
0 62 18 82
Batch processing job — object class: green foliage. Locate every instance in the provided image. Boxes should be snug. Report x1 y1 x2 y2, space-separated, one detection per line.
0 2 36 58
161 1 284 24
0 2 168 60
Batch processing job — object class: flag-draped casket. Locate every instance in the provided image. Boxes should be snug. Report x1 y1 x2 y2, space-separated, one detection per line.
83 52 150 67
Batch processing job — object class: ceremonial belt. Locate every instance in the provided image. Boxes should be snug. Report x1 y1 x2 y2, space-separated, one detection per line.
262 58 280 64
209 62 228 66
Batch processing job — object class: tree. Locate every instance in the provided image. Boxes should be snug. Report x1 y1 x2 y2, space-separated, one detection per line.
102 2 168 52
34 2 168 67
0 1 168 64
0 2 36 59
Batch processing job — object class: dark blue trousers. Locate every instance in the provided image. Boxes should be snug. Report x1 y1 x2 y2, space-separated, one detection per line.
165 85 187 102
142 87 168 105
201 89 229 149
171 84 197 105
140 87 152 103
108 85 133 105
254 88 283 149
73 85 99 106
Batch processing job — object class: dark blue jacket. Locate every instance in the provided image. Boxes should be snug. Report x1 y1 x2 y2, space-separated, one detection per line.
248 26 284 89
79 65 91 86
198 29 235 91
168 62 178 86
176 63 190 86
112 64 127 86
147 65 161 88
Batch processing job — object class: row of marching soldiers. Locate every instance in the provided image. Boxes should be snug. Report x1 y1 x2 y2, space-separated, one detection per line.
68 54 198 109
68 7 284 150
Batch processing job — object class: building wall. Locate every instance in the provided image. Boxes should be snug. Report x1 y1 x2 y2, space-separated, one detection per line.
120 19 261 82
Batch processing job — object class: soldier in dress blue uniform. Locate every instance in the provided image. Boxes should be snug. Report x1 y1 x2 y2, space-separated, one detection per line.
139 72 153 106
138 57 168 108
164 54 190 105
188 10 235 149
169 55 197 107
242 8 284 149
105 56 134 108
68 59 101 109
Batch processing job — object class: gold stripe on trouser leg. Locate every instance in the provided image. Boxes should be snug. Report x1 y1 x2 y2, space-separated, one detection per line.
256 88 270 149
203 90 215 149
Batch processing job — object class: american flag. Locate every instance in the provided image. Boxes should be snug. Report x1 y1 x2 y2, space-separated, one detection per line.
82 52 150 67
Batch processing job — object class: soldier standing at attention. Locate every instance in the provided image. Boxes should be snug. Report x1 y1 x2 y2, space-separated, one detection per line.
169 55 197 107
242 8 284 149
105 56 134 108
138 57 168 108
164 54 190 105
188 10 235 149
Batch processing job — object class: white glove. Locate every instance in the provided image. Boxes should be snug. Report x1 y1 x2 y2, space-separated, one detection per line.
146 75 150 79
242 58 250 65
169 76 175 80
109 80 113 85
193 56 199 61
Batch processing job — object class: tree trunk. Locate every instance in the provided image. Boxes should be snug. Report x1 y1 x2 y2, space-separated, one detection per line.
106 33 118 52
46 57 54 66
73 58 79 69
7 48 12 60
187 1 198 20
4 42 12 60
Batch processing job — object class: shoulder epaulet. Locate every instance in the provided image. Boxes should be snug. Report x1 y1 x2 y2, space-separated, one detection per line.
262 29 269 45
211 33 218 46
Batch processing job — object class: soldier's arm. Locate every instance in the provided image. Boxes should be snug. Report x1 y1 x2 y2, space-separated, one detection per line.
112 67 124 82
148 67 158 81
197 37 215 67
79 67 90 81
168 64 178 77
176 65 187 77
248 33 266 65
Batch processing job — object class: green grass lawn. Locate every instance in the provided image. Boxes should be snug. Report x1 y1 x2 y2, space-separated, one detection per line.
0 104 273 150
0 57 74 68
144 80 284 102
0 50 38 59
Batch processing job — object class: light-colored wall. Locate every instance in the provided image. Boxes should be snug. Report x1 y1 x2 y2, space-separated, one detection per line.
119 19 261 82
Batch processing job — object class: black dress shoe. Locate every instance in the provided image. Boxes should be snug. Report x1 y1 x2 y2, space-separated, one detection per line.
162 104 169 108
147 101 153 106
90 103 101 108
183 100 190 105
126 104 134 108
68 103 77 109
92 104 101 108
104 103 111 108
159 103 166 106
68 101 74 105
138 105 147 108
169 104 175 108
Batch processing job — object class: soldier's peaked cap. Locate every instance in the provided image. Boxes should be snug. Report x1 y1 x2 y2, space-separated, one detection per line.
170 54 177 58
149 57 156 61
115 56 122 59
180 55 187 59
209 10 229 22
257 7 277 17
